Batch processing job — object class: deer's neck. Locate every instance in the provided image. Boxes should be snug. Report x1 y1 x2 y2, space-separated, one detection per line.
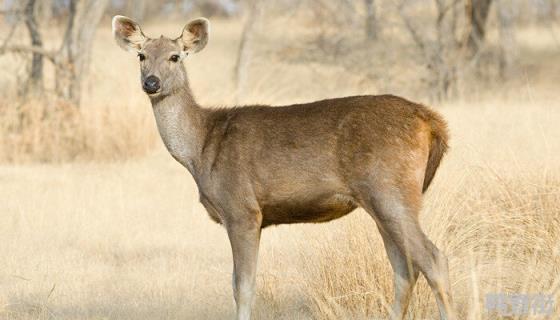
150 86 207 174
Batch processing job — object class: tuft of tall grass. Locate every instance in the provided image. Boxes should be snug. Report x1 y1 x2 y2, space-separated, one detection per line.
301 168 560 319
0 97 158 163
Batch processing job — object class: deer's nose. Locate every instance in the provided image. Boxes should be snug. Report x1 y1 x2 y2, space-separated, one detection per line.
143 75 160 94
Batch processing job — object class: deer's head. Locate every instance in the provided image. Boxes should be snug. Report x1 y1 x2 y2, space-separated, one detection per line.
112 16 209 97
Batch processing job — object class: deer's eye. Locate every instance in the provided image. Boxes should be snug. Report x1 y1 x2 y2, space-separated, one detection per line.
138 53 146 61
169 54 180 62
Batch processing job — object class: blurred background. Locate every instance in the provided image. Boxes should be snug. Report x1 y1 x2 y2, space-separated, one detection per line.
0 0 558 161
0 1 559 319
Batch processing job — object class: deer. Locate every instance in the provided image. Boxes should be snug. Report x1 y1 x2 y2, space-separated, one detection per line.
112 16 457 320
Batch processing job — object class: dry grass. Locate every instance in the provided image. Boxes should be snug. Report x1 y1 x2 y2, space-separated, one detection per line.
0 17 559 320
0 97 157 162
303 167 560 319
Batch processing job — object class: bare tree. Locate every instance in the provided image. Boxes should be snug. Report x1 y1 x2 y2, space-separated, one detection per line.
23 0 43 93
233 0 265 102
364 0 377 40
550 0 558 20
0 0 108 106
496 0 516 78
56 0 109 105
465 0 493 57
398 0 465 101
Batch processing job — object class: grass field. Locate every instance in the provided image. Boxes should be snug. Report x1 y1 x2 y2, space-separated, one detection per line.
1 17 559 319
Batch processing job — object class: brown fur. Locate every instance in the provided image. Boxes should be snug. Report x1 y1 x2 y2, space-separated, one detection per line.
112 15 456 320
202 95 447 227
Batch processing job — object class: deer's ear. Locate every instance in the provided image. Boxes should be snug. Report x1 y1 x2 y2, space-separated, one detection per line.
112 15 147 53
179 18 209 53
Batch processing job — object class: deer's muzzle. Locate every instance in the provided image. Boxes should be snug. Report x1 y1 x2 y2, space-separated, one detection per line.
143 75 161 95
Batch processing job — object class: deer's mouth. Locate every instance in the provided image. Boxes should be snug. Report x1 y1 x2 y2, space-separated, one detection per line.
143 87 163 97
145 90 162 96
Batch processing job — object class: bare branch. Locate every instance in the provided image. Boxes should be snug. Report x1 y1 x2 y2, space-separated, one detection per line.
24 0 44 91
0 45 56 62
397 1 428 59
0 9 24 15
364 0 378 40
1 19 21 50
465 0 494 55
234 0 265 102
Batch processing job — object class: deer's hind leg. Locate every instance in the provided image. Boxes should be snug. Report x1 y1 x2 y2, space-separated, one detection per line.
377 225 420 319
355 173 456 320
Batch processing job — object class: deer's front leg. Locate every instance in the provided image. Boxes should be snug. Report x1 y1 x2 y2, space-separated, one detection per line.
226 214 262 320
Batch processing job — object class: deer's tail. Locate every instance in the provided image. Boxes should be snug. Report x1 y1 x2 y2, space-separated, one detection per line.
421 108 449 193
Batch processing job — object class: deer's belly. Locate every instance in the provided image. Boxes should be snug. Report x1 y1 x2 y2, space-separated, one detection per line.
260 193 358 227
